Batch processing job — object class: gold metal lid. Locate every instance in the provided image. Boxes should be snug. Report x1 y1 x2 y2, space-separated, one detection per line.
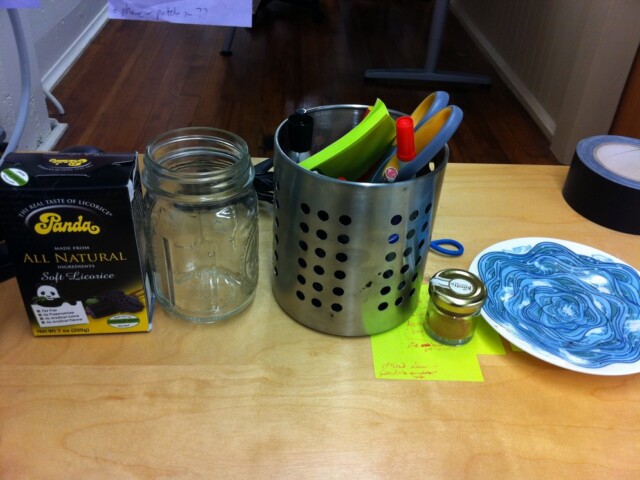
428 269 487 316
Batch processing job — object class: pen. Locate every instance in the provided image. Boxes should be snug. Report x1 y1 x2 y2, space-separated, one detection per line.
382 163 399 182
286 108 314 163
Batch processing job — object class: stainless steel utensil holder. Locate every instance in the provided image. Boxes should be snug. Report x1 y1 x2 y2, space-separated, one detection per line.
272 105 448 336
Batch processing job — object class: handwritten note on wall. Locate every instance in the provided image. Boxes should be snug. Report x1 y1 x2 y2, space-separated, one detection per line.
108 0 252 28
0 1 40 7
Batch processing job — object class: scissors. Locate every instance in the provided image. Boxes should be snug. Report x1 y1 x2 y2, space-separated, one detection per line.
368 92 450 183
395 105 464 181
430 238 464 257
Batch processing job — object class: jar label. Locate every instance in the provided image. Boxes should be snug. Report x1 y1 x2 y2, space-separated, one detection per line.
449 278 473 295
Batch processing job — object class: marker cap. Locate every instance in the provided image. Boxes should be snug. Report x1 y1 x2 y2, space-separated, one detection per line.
287 109 314 153
396 116 416 162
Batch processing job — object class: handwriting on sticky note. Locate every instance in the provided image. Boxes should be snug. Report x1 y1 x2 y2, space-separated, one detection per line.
377 360 438 380
108 0 252 27
371 291 506 382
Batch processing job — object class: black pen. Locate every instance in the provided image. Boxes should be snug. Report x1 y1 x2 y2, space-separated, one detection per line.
286 108 314 163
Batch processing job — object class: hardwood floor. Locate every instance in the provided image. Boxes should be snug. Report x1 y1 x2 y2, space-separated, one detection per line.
51 0 558 164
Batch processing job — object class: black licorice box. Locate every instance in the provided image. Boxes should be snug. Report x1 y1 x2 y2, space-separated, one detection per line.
0 152 153 336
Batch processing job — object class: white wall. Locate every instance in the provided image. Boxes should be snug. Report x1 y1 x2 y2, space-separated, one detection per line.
0 1 107 154
0 9 51 154
451 0 640 164
25 0 108 91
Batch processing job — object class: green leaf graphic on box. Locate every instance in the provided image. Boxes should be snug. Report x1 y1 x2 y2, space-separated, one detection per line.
299 99 396 181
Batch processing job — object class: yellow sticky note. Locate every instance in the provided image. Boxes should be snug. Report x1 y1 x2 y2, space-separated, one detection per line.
371 290 505 381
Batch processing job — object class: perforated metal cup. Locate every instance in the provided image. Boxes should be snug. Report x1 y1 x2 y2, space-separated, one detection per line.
272 105 448 336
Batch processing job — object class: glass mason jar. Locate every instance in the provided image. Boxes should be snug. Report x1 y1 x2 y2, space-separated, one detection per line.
142 127 259 323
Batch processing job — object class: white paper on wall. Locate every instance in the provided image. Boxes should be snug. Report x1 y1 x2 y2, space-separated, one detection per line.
0 1 40 7
108 0 252 27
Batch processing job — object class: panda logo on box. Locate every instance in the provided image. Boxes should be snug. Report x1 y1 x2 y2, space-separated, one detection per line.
32 284 76 307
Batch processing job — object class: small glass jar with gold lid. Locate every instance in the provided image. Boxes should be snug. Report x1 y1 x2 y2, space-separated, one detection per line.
424 269 487 345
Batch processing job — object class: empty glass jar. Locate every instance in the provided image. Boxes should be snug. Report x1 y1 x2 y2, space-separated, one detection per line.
142 127 259 323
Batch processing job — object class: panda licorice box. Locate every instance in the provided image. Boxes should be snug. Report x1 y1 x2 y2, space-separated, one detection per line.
0 152 153 336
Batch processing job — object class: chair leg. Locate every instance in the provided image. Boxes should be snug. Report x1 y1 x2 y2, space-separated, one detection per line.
364 0 491 85
219 27 236 56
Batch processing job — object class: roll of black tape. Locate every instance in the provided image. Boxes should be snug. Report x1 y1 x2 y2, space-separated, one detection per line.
563 135 640 235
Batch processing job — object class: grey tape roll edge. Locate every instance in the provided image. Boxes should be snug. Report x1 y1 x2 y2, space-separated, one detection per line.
562 135 640 235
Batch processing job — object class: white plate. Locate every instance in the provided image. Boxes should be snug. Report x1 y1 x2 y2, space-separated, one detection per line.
469 238 640 375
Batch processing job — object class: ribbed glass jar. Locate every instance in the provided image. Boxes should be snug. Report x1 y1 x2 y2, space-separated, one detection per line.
142 127 259 323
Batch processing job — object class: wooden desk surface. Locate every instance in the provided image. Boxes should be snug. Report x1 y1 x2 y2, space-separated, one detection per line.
1 163 638 479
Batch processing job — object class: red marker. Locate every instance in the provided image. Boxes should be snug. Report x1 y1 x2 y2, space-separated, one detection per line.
383 116 415 182
396 116 416 162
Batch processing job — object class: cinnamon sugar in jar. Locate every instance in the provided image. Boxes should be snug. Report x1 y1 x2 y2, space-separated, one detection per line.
424 269 487 345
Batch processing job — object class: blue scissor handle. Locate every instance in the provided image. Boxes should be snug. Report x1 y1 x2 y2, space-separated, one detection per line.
430 238 464 257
